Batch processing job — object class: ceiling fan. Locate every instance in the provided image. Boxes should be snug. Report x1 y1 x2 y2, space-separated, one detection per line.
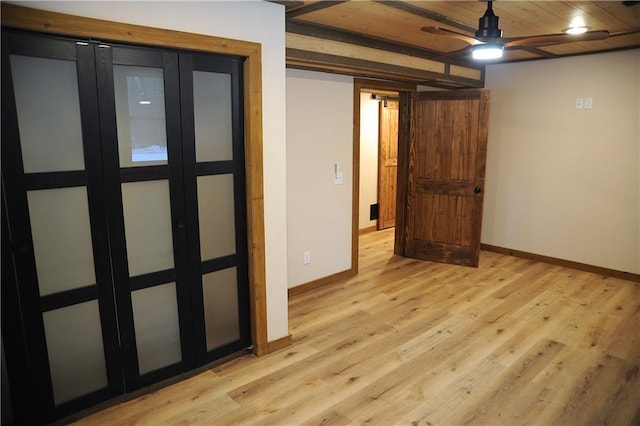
421 0 610 60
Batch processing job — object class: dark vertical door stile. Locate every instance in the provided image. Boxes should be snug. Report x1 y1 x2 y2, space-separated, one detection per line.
178 52 203 358
1 187 36 425
228 57 252 356
73 40 126 406
93 43 139 390
230 56 252 357
163 51 198 372
0 33 52 422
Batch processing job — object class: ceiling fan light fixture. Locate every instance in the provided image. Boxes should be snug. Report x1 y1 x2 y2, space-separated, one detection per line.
564 25 590 35
472 44 504 60
420 2 609 62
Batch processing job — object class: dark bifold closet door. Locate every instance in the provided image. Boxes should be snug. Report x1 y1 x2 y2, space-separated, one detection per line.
1 29 251 424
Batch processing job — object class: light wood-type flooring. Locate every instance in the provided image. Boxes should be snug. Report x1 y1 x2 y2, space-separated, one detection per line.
74 228 640 425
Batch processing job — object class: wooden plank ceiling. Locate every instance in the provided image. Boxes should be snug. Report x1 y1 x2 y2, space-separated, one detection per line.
278 0 640 88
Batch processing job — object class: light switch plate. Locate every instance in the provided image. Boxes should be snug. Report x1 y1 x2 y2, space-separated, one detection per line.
584 97 593 109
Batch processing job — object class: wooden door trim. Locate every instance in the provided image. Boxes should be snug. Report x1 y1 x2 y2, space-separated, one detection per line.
394 91 412 256
472 90 491 262
353 79 416 274
1 4 269 356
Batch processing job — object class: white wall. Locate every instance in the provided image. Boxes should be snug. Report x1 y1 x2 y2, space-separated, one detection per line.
483 49 640 274
359 93 379 230
21 1 290 340
286 69 354 288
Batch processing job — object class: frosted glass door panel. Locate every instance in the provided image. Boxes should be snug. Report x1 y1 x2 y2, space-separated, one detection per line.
202 268 240 350
197 174 236 260
10 55 85 173
27 188 96 296
121 180 174 276
43 301 108 405
114 66 167 167
131 283 182 374
193 71 233 162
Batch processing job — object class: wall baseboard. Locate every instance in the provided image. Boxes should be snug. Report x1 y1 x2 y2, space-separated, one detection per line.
288 268 357 297
480 244 640 283
358 225 377 235
266 334 293 353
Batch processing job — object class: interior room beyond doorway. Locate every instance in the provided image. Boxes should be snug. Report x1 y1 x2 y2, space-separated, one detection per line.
358 87 400 236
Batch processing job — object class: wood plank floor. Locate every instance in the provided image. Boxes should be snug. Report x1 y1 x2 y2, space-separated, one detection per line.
74 228 640 425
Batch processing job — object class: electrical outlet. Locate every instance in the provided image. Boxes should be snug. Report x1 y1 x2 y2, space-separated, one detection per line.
303 251 311 265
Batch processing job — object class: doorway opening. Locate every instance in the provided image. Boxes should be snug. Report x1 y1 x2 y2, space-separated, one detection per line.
351 79 416 273
360 88 399 233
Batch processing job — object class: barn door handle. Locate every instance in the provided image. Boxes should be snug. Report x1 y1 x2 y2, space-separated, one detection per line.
474 187 482 194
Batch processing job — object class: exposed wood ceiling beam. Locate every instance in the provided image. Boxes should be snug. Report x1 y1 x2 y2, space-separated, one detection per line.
286 20 482 70
374 0 477 34
285 1 349 18
286 48 484 88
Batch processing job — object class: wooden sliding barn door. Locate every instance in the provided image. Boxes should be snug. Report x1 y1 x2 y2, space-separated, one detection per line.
377 100 399 230
395 90 489 267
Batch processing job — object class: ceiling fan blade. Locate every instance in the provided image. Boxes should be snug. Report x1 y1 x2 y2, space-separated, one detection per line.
421 26 481 46
504 30 609 48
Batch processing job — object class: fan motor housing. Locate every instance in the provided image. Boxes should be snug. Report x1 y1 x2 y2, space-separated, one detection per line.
476 4 503 39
